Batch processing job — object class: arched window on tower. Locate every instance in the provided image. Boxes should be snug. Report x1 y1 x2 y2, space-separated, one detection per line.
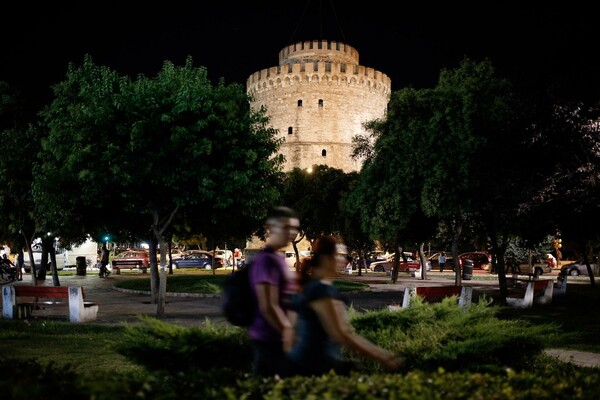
318 99 324 107
297 99 303 107
288 127 293 135
322 149 327 157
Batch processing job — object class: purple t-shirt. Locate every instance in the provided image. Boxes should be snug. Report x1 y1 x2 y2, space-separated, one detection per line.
248 247 297 342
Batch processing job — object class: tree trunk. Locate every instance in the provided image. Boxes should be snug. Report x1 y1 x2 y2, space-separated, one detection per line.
151 206 178 315
418 243 427 280
49 242 60 286
37 238 50 281
22 232 37 285
452 222 462 286
391 243 401 284
358 249 364 276
489 231 508 303
168 237 173 275
149 236 159 304
581 243 596 287
292 240 300 272
157 236 167 317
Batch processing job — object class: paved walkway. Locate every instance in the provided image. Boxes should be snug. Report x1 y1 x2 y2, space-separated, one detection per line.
2 272 599 369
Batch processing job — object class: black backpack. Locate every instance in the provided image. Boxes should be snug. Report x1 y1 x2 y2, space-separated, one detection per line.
221 260 256 327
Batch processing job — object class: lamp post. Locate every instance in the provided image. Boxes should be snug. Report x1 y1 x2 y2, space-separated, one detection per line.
552 235 562 268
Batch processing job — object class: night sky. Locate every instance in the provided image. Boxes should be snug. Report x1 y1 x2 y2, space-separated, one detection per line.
2 0 598 114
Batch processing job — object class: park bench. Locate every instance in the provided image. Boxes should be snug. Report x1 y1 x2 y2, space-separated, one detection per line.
2 285 98 323
112 260 148 274
388 285 473 310
505 279 553 308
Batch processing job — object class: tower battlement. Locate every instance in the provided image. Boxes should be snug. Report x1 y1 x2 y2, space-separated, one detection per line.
246 61 391 94
246 40 391 173
279 40 359 65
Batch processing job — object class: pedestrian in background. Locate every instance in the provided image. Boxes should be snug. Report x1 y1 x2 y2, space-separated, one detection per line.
16 248 24 281
439 252 446 272
248 206 300 377
99 244 110 277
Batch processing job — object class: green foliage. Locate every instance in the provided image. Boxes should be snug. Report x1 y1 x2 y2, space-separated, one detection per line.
0 320 142 375
498 285 600 353
0 358 88 400
281 165 355 241
348 299 549 373
3 307 599 400
34 54 282 246
331 280 369 292
114 275 367 294
114 316 252 372
254 369 600 400
5 357 600 400
114 300 554 377
115 274 226 293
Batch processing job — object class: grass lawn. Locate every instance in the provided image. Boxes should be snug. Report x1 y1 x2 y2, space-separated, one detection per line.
496 283 600 353
0 320 143 376
114 273 370 294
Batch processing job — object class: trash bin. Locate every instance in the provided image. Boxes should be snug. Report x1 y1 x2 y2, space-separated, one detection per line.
76 256 87 276
462 259 474 280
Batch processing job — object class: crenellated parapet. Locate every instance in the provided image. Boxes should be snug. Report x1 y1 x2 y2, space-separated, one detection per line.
246 60 391 95
279 40 359 65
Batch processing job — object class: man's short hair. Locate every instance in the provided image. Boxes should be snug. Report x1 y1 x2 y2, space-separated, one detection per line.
266 206 298 223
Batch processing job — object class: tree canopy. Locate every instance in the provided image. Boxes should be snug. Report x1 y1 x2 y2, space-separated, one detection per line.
34 55 283 306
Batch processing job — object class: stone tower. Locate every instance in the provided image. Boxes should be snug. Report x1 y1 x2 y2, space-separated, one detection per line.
246 40 391 172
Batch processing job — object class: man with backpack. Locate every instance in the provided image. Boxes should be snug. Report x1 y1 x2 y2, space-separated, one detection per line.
248 206 300 377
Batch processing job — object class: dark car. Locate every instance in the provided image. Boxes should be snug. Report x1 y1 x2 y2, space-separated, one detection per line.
561 258 599 276
458 252 491 270
174 251 222 269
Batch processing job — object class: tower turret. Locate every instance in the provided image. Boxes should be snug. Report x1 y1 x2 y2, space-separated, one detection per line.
247 39 391 172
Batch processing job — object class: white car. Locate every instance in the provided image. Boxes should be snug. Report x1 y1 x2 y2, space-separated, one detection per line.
212 249 233 266
23 251 65 272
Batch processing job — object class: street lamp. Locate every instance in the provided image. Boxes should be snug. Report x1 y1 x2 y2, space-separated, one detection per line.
552 236 562 267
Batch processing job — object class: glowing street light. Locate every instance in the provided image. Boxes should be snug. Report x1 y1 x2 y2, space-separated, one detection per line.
552 236 562 267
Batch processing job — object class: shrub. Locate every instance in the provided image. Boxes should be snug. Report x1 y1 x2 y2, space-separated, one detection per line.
347 297 552 373
5 354 600 399
0 357 87 400
116 298 557 377
114 315 252 373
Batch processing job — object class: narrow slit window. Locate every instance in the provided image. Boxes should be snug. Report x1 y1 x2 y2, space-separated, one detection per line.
288 127 293 135
297 99 303 107
322 149 327 157
318 99 324 107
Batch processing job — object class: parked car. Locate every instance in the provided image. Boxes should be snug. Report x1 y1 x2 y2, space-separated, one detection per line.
174 251 222 269
457 252 491 270
428 252 455 270
561 258 599 276
505 257 552 277
371 253 430 274
158 248 185 261
111 250 149 270
212 249 233 267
